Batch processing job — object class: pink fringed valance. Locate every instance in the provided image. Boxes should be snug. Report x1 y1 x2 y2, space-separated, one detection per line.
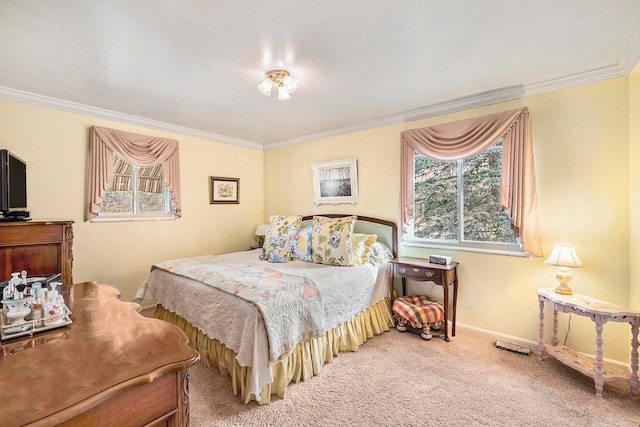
400 107 542 256
87 126 181 219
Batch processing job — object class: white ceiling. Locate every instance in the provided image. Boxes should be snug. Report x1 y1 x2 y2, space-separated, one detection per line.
1 1 640 150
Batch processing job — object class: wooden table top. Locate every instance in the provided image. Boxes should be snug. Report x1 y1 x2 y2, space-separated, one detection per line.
391 256 459 270
0 282 199 426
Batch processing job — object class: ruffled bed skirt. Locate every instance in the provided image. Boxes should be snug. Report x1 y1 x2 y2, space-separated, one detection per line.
154 298 395 405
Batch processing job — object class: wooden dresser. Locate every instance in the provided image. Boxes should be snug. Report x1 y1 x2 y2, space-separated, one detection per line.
0 282 200 427
0 220 74 294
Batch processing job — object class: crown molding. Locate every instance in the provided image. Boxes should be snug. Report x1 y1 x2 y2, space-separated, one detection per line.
401 85 526 123
268 26 640 149
0 86 263 150
3 20 640 153
619 20 640 74
269 50 640 150
523 63 631 96
263 115 402 150
264 85 526 150
525 21 640 96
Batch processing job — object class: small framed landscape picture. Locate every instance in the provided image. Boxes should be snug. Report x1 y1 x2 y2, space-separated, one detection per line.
209 176 239 204
311 158 358 205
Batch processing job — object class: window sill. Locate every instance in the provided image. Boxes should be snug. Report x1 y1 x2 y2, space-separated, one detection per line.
90 215 176 223
403 241 528 257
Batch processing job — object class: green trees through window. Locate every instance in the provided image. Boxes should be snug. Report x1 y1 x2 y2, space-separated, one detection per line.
412 141 517 248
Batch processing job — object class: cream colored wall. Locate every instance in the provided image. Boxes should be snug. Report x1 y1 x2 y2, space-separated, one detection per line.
265 125 402 220
630 62 640 311
0 98 264 301
0 75 634 362
265 77 633 362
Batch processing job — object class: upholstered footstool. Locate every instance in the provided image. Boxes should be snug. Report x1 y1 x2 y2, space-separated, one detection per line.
392 295 444 340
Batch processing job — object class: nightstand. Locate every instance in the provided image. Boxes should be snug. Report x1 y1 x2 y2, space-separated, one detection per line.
390 257 459 341
537 288 640 397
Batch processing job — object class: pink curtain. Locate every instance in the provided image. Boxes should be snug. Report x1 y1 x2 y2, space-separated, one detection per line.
400 107 542 256
87 126 181 219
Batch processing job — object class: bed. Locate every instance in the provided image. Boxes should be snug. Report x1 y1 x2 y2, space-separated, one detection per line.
134 214 397 404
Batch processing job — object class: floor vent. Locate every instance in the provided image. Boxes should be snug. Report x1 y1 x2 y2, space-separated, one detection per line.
495 340 530 356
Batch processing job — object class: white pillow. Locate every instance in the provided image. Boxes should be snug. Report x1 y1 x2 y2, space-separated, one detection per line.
368 241 394 266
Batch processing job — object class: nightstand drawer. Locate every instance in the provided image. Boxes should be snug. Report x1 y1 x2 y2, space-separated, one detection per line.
394 264 438 280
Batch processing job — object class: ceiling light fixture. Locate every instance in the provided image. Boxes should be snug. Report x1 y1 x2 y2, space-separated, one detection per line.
257 69 297 100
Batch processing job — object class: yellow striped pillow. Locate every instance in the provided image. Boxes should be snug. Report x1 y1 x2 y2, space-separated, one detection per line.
351 233 378 266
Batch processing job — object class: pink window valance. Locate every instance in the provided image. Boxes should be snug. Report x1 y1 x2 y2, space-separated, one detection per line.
87 126 181 219
400 107 542 256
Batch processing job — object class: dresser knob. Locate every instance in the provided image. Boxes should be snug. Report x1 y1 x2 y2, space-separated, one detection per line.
426 271 434 277
413 268 419 273
400 268 406 273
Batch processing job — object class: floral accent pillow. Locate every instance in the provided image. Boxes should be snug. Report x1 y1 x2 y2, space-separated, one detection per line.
351 233 378 266
288 224 313 262
265 248 290 263
261 215 303 262
311 215 357 266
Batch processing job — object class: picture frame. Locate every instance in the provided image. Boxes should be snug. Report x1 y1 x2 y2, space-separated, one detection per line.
311 158 359 205
209 176 239 204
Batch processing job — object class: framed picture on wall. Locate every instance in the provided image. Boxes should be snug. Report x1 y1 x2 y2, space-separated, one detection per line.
209 176 239 204
311 158 358 205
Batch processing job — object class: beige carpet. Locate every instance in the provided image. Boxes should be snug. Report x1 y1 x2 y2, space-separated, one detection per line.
188 327 640 426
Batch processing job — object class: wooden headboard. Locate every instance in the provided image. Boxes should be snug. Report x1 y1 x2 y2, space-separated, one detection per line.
301 214 397 257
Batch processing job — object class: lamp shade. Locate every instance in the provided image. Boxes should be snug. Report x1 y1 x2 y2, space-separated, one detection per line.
277 85 291 100
254 224 268 236
257 78 273 96
282 75 297 93
544 244 583 268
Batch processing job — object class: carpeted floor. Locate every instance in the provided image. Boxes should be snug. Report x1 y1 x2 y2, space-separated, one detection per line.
188 327 640 426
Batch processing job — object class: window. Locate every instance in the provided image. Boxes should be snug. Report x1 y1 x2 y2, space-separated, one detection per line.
87 126 181 221
410 141 521 253
99 156 173 218
400 108 542 256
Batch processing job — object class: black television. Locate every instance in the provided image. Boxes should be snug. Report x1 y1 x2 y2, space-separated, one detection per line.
0 149 29 220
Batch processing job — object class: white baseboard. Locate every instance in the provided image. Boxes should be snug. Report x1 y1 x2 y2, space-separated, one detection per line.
455 322 631 371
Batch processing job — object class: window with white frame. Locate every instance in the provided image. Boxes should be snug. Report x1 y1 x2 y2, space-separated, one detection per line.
87 126 181 221
409 140 521 253
99 156 173 218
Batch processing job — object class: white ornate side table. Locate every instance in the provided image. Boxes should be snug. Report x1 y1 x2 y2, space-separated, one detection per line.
537 288 640 398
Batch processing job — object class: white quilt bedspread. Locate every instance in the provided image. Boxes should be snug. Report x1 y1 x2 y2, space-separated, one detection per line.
134 249 390 399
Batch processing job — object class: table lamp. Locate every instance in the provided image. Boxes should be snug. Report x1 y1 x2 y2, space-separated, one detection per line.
544 243 583 295
255 224 268 247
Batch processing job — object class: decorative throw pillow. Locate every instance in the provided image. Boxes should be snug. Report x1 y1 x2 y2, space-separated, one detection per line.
311 215 357 266
261 215 303 262
265 248 290 263
351 233 378 266
368 241 394 266
288 224 313 262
